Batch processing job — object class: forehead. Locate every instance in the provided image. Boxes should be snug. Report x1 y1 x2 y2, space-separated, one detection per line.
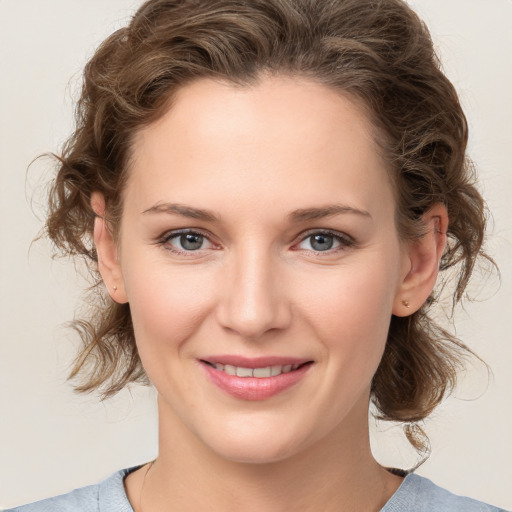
126 76 394 219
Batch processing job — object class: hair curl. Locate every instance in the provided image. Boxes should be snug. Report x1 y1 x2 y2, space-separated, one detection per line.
46 0 493 455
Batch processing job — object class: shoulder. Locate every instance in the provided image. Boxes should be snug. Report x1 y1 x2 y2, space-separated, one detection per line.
2 467 137 512
3 483 100 512
382 473 508 512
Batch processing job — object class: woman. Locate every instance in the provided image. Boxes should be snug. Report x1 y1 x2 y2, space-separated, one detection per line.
3 0 508 510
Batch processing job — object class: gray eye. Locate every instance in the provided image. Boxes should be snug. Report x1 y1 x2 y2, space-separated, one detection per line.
310 234 334 251
180 233 204 250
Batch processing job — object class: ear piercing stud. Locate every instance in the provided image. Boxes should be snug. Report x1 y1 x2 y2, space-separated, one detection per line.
113 285 118 292
402 300 410 308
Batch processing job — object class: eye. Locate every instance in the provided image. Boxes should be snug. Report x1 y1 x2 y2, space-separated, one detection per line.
305 233 337 251
295 231 354 253
161 230 215 253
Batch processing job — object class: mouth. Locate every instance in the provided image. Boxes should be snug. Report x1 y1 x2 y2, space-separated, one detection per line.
201 360 312 378
199 356 314 400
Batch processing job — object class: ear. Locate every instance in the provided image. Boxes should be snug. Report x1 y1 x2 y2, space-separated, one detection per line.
392 203 448 317
91 192 128 304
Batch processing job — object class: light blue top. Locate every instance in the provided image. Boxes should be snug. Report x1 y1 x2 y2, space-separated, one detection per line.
3 467 508 511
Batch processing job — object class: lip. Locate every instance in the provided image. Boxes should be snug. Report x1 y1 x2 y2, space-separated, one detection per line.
199 356 313 401
201 355 310 368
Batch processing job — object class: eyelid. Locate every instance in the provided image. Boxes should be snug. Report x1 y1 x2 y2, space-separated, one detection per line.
157 227 356 255
159 228 219 254
292 229 356 252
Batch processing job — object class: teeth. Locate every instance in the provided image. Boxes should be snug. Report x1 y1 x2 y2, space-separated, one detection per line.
236 366 253 377
210 363 303 378
253 367 272 378
271 365 282 376
224 364 236 376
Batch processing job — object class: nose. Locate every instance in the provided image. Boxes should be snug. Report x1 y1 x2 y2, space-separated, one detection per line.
215 248 292 340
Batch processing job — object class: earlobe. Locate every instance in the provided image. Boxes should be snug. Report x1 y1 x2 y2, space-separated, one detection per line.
393 203 448 317
91 192 128 304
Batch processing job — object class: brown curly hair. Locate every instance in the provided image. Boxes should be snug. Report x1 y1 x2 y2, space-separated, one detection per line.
46 0 492 454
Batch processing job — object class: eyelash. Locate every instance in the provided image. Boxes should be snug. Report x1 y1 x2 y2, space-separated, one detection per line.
293 229 356 254
159 229 217 255
158 229 356 256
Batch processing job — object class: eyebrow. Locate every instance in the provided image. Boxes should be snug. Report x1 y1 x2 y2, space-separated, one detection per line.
141 202 372 223
142 203 218 222
288 204 372 222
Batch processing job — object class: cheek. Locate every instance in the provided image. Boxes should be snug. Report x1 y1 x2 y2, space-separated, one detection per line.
122 257 216 358
297 257 397 363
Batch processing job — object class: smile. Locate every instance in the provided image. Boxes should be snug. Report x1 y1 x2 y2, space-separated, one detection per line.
205 362 303 378
200 357 313 400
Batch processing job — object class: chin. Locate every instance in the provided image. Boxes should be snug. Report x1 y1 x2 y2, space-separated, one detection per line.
212 440 299 465
198 418 313 465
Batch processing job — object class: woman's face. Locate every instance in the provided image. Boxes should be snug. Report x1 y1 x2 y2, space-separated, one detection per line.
114 76 411 463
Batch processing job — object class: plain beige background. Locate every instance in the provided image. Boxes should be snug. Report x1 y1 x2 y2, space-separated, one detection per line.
0 0 511 509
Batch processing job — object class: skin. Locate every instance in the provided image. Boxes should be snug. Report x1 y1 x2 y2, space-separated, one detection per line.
92 76 447 511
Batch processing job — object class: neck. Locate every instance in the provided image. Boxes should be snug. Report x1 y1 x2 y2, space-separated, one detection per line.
126 395 402 512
